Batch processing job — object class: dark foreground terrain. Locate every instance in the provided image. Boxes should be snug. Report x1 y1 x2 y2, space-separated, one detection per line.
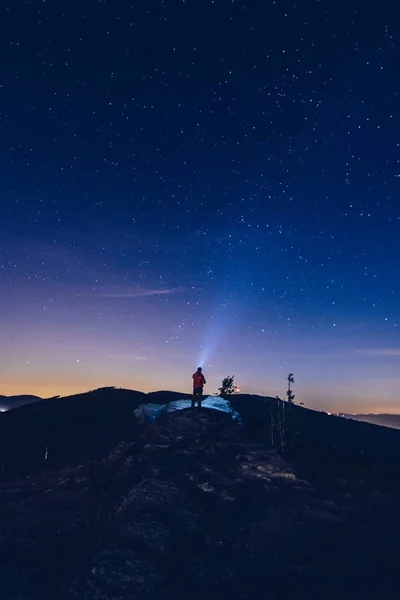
1 407 399 600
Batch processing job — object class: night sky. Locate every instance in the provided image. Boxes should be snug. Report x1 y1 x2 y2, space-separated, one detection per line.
0 1 399 412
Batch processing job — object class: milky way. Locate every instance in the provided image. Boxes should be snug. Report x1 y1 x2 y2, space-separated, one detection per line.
0 1 399 412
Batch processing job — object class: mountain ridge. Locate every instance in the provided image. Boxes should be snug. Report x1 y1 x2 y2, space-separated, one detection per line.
0 394 43 412
342 413 400 430
1 387 400 490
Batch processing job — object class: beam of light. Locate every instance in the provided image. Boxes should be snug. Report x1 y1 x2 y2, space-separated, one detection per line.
197 301 236 368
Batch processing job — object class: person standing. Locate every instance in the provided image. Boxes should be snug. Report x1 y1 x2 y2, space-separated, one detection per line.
192 367 206 409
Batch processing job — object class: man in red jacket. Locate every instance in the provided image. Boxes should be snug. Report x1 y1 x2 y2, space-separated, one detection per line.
192 367 206 409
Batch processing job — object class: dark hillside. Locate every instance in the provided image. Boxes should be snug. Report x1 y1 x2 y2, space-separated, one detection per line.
229 394 277 440
226 394 400 493
2 389 400 496
0 388 147 478
280 402 400 493
1 408 399 600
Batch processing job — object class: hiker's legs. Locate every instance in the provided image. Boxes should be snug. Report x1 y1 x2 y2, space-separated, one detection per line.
198 391 203 409
192 387 202 409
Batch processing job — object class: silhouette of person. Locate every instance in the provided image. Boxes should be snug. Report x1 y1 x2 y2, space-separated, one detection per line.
192 367 206 409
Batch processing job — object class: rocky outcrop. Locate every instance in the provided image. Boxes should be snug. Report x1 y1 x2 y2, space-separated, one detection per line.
0 408 399 599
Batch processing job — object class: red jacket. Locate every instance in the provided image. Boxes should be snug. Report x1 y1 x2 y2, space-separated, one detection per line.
193 372 206 388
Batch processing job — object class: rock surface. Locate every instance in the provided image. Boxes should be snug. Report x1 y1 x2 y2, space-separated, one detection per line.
0 408 398 599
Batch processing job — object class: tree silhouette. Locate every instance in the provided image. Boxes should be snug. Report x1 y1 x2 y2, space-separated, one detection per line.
219 375 235 398
287 373 295 404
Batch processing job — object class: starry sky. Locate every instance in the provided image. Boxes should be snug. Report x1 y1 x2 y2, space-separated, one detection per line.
0 0 399 412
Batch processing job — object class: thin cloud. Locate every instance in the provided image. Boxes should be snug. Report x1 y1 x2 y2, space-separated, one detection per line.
277 347 400 360
356 348 400 357
110 355 149 360
99 288 181 298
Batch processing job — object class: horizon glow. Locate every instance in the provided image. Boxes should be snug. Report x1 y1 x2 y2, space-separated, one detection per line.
1 279 399 413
